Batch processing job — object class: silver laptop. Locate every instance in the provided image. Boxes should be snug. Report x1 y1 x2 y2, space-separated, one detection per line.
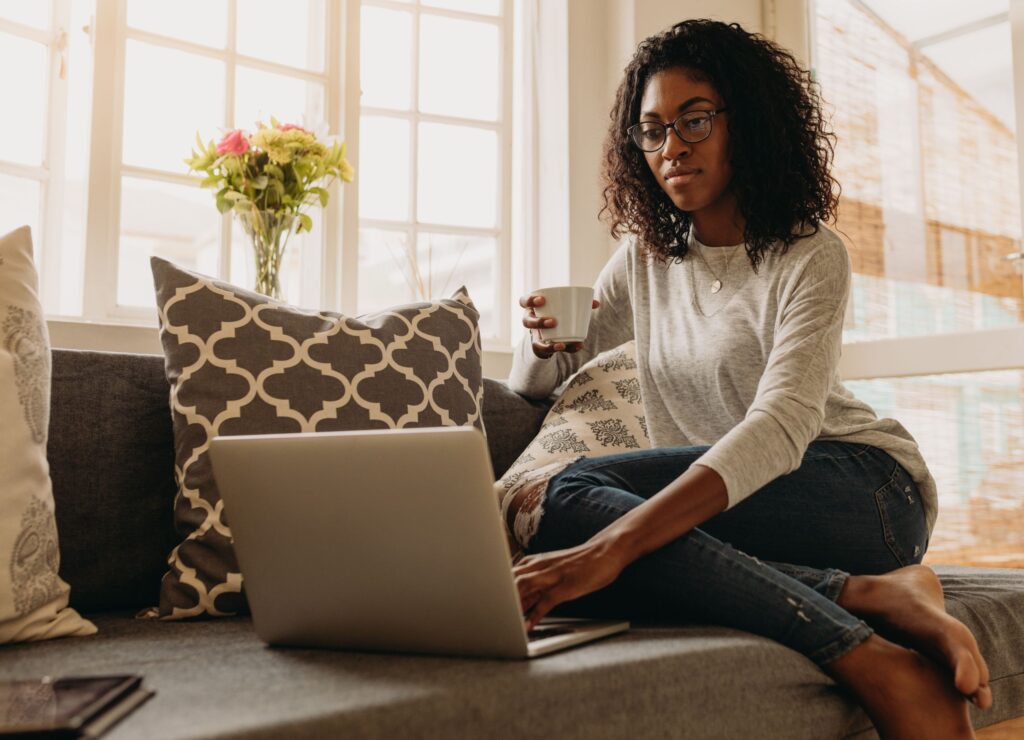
208 426 628 658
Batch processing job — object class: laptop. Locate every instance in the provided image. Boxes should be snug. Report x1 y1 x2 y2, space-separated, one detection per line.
208 426 629 659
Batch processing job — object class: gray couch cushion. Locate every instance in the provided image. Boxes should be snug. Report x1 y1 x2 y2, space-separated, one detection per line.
49 350 179 614
48 350 553 615
479 378 552 479
1 566 1021 739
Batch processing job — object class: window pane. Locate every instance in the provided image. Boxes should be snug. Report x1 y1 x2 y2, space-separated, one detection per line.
118 177 221 307
418 123 496 227
358 229 497 337
230 214 321 308
416 231 497 337
127 0 228 48
123 41 224 173
421 0 500 16
358 228 415 312
419 15 499 121
53 0 97 317
0 174 40 254
235 67 325 130
0 1 50 29
359 116 410 222
0 33 47 166
237 0 325 72
361 6 412 110
846 370 1024 568
815 1 1024 342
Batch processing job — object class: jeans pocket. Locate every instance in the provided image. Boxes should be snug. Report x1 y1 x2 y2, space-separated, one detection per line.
873 464 928 567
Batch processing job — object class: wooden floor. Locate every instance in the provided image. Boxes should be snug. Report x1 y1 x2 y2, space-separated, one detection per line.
976 715 1024 738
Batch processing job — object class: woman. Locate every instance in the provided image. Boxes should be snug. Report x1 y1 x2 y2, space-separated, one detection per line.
508 19 990 740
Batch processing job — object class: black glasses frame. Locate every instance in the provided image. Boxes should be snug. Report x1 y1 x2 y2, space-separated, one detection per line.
627 108 728 152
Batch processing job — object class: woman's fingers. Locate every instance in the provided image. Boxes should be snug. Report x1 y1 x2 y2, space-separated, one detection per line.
521 293 591 357
526 315 557 331
525 598 558 631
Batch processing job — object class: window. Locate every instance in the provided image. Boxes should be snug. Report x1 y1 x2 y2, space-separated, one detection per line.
355 0 512 343
0 1 88 315
1 0 515 349
814 0 1024 566
104 0 331 316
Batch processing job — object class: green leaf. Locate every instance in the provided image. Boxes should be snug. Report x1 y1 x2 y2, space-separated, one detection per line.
215 194 232 214
311 186 329 207
298 212 313 233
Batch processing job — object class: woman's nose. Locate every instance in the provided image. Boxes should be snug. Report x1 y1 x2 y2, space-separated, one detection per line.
661 129 691 160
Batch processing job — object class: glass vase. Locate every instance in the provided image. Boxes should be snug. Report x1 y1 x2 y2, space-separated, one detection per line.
236 209 296 300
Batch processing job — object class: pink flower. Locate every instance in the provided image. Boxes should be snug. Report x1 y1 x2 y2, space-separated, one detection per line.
278 123 307 133
216 129 249 155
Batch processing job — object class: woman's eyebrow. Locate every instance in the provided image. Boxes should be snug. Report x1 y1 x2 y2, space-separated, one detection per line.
640 96 716 119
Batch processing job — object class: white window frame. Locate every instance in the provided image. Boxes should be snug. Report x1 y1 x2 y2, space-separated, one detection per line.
31 0 518 369
343 0 514 348
80 0 343 323
0 0 72 308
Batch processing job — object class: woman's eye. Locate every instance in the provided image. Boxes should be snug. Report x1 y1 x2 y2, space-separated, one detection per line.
685 116 708 131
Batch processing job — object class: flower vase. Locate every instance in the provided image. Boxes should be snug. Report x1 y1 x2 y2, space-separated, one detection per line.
237 210 295 300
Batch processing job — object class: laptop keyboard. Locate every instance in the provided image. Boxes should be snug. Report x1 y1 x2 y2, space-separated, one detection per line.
527 626 573 641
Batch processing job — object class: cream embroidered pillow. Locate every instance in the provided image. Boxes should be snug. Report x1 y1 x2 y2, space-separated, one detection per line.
0 226 96 643
496 341 650 559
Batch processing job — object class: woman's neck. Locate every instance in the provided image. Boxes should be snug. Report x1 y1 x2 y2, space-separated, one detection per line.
690 194 745 247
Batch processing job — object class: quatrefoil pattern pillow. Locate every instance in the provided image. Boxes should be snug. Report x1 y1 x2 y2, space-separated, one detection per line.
496 341 650 559
150 257 484 619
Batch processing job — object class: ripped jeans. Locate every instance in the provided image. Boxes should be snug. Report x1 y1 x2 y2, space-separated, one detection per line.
524 441 930 666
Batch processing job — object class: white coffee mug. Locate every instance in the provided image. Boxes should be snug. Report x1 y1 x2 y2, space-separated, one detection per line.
531 286 595 343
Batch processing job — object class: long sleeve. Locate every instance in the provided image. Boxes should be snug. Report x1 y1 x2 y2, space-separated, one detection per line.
507 241 636 400
692 239 851 509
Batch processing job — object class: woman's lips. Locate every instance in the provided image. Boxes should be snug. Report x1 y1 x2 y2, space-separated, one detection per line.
664 168 700 185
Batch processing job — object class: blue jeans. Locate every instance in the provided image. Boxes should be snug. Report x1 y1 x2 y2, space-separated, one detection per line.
524 442 929 666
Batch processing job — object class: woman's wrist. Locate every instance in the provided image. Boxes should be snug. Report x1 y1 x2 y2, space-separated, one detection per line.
587 525 647 570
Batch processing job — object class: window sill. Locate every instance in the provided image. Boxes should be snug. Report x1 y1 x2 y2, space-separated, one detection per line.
47 317 516 378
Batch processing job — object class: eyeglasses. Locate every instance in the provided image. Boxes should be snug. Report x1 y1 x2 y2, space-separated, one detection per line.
627 108 727 152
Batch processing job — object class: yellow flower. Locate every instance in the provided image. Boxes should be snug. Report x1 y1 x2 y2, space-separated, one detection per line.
252 126 293 164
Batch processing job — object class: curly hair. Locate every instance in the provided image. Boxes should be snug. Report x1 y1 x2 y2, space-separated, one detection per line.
600 19 839 269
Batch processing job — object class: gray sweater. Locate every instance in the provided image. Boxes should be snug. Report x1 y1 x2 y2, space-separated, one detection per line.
508 225 939 535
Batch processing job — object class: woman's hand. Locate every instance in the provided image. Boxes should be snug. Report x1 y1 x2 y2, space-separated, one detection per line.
520 294 600 359
513 537 629 631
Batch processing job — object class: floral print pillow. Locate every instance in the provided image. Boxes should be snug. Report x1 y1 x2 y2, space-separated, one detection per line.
495 341 649 560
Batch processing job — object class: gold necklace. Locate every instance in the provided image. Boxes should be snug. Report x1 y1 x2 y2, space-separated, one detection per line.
691 242 738 294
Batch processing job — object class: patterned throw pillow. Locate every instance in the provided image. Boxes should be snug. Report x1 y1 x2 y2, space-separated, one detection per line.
149 257 485 620
0 227 96 643
496 341 649 560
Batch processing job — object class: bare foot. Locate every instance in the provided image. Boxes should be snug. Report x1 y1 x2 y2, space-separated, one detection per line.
828 634 975 740
838 565 992 709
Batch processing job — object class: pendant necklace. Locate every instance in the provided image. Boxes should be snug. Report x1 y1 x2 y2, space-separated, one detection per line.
691 242 738 294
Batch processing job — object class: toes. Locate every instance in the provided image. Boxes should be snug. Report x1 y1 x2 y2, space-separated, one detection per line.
951 645 981 697
973 684 994 710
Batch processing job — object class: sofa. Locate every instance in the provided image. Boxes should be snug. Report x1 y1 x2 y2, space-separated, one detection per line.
2 347 1023 739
